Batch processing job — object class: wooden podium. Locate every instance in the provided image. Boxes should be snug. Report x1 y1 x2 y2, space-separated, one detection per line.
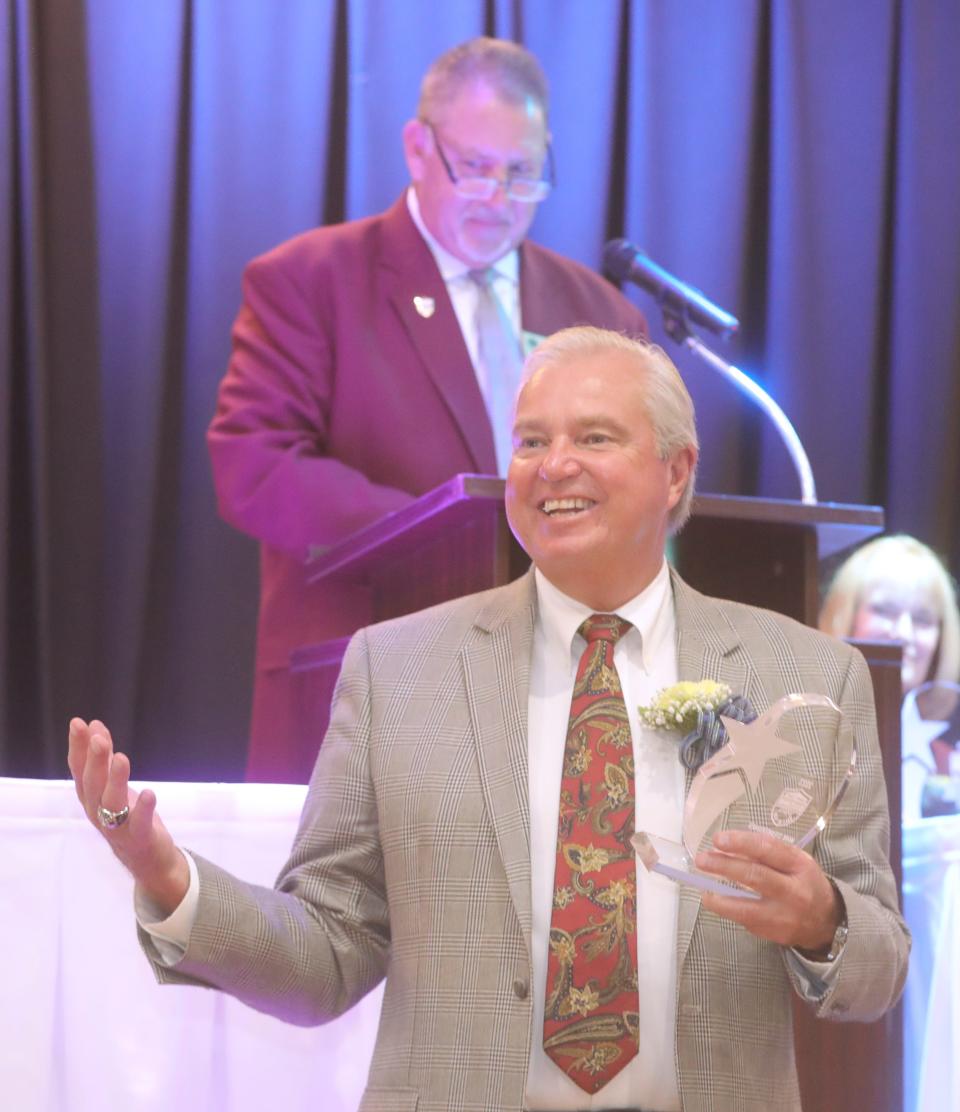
294 473 883 701
293 475 884 758
293 474 902 1112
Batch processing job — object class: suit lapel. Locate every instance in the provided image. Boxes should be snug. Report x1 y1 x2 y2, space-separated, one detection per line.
518 241 575 337
378 196 497 473
670 571 751 972
461 573 537 959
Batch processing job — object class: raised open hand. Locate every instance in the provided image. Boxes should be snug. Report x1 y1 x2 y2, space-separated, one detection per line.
67 718 190 914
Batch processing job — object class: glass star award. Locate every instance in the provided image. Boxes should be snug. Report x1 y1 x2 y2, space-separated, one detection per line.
632 693 857 900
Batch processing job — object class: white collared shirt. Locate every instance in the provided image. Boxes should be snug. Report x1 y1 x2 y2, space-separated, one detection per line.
405 186 520 410
524 562 683 1111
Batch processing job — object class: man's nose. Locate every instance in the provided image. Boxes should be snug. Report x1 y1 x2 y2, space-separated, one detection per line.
538 439 581 480
484 178 511 207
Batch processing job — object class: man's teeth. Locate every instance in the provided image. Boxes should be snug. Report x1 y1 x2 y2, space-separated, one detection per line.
542 498 591 515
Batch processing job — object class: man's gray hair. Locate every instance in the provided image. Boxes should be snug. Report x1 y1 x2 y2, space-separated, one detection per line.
418 37 550 123
521 326 699 533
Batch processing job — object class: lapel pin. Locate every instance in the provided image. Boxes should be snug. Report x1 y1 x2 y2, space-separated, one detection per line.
413 295 436 319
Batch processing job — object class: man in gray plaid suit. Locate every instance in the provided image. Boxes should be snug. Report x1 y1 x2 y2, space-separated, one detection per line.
69 326 908 1112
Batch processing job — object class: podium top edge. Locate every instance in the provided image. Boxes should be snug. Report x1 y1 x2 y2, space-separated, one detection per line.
305 475 883 581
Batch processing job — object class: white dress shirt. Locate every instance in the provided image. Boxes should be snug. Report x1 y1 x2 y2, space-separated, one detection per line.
523 563 683 1111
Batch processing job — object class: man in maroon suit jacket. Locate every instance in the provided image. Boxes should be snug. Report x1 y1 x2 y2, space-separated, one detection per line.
208 37 647 781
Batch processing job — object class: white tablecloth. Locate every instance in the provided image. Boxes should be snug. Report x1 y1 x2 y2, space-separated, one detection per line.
5 777 955 1112
902 814 960 1112
0 778 382 1112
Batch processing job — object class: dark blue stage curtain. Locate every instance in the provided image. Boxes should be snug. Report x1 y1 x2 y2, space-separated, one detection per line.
2 0 958 778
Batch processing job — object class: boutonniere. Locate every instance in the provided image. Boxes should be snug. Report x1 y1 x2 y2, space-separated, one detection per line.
638 680 757 771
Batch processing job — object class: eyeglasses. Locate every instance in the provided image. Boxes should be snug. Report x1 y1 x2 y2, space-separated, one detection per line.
424 122 554 203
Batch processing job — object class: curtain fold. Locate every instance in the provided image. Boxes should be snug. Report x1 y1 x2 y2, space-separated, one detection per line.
4 0 106 774
3 0 958 777
888 0 960 548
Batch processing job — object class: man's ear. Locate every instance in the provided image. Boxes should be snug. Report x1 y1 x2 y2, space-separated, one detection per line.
667 445 697 509
402 118 429 182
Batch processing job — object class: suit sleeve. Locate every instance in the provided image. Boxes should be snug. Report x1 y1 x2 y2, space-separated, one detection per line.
139 629 390 1025
786 644 911 1021
207 252 414 559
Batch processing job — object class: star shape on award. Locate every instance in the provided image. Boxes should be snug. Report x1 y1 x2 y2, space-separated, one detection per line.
633 692 852 899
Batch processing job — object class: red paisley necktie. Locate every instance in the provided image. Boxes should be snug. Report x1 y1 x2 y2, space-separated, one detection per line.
543 613 639 1093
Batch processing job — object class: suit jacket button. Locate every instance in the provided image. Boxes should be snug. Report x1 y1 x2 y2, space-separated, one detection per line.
513 978 529 1000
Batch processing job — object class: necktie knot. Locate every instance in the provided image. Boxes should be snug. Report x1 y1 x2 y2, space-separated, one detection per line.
467 267 495 289
579 613 631 646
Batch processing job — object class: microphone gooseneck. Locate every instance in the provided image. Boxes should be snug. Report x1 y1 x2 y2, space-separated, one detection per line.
603 238 816 502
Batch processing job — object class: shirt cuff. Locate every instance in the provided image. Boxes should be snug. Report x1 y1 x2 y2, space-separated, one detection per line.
134 849 199 964
787 879 848 1000
787 941 844 1002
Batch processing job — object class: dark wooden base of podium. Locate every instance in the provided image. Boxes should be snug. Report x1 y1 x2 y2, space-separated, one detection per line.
792 640 903 1112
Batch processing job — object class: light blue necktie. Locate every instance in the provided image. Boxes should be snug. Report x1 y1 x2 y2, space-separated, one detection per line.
468 268 523 476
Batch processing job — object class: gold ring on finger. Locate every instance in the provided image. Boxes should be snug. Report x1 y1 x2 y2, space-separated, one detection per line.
97 803 130 830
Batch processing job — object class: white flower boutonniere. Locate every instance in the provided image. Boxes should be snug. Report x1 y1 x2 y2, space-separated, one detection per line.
638 680 733 734
639 680 756 771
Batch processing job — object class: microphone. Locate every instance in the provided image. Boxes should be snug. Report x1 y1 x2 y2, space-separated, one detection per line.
604 238 739 339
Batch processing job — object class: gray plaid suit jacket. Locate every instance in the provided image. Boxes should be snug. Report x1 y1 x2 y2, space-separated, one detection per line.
145 569 909 1112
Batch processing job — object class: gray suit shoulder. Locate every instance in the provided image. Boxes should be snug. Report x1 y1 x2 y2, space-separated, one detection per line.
357 573 535 649
673 572 864 670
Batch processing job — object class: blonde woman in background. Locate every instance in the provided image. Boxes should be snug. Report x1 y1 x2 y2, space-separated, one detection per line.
820 534 960 818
